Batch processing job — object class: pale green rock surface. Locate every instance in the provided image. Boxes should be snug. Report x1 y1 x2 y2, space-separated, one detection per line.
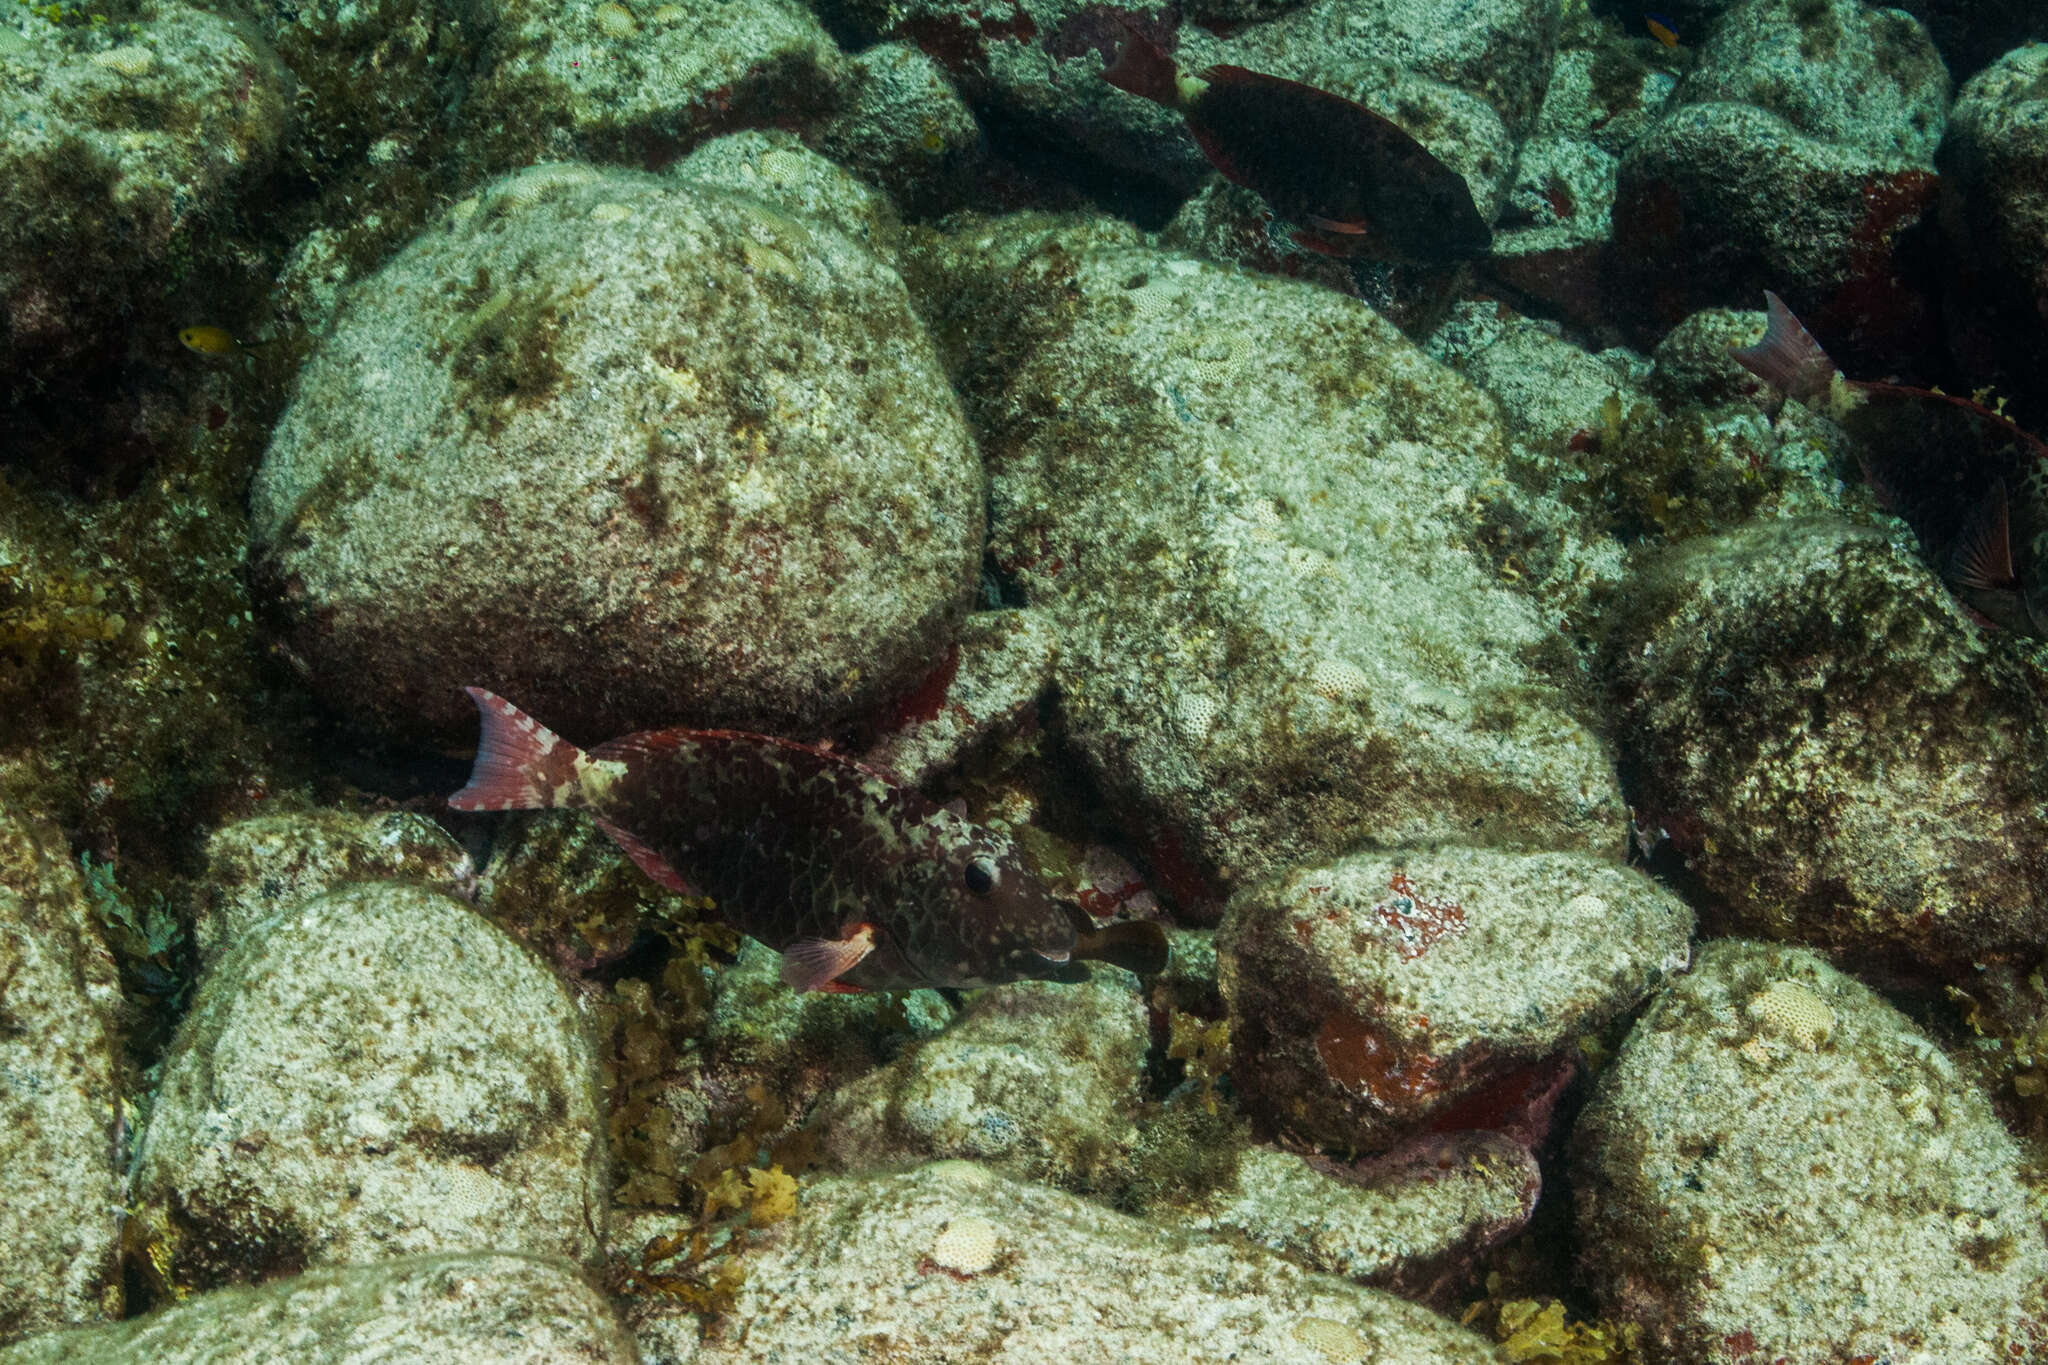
1573 938 2048 1365
0 1252 637 1365
809 971 1147 1187
917 217 1626 912
0 809 124 1346
251 162 982 744
689 1160 1508 1363
194 808 477 965
1221 846 1691 1147
131 882 608 1293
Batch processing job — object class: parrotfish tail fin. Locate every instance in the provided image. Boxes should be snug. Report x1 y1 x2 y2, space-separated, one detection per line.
1947 481 2018 591
779 924 876 993
447 687 583 811
1730 291 1838 403
1103 27 1180 107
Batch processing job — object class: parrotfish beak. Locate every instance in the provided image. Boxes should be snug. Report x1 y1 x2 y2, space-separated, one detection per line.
1037 945 1071 964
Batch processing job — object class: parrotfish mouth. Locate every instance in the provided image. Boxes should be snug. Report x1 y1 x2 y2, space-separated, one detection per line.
1037 947 1071 964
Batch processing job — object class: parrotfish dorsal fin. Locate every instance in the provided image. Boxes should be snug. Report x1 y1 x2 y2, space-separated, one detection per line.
1730 291 1839 403
1947 481 2019 591
448 687 584 811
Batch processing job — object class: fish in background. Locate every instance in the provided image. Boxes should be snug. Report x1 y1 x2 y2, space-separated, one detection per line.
1101 29 1492 265
1644 11 1681 47
448 688 1168 991
1732 290 2048 636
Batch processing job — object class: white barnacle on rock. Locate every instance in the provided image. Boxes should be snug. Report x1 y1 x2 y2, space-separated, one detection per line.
928 1215 1000 1275
1171 690 1222 743
92 44 153 76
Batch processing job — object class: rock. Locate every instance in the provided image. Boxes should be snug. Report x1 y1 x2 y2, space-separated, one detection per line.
921 219 1623 914
1157 1137 1542 1306
858 607 1059 788
250 163 982 745
671 131 901 260
1937 43 2048 427
1600 515 2048 974
0 810 123 1346
1219 847 1691 1148
1610 0 1947 363
0 1252 637 1365
460 0 844 167
816 42 987 218
0 3 289 380
195 808 477 964
1572 939 2048 1364
809 971 1147 1187
129 882 607 1293
689 1160 1508 1363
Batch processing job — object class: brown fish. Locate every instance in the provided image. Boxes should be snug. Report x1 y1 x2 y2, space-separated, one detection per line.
448 688 1166 991
1732 291 2048 636
1102 29 1492 264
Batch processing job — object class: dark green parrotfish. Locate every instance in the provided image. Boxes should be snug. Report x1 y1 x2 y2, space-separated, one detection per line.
448 688 1166 991
1732 291 2048 636
1102 28 1492 264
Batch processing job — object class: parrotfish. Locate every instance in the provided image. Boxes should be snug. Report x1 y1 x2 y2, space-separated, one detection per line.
1102 29 1492 264
1732 290 2048 635
448 688 1166 991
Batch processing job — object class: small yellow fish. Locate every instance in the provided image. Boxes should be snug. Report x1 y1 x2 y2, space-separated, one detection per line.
1644 12 1680 47
178 325 247 356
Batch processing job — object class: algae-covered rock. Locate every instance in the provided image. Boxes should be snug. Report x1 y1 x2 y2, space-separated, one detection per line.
251 161 982 745
1937 43 2048 423
460 0 844 167
0 808 124 1346
809 971 1147 1187
195 808 477 964
689 1160 1509 1363
919 218 1623 913
1220 847 1690 1148
1600 515 2048 973
816 42 986 218
1572 939 2048 1364
1157 1138 1542 1306
130 881 607 1293
0 1252 637 1365
1610 0 1946 357
0 1 290 380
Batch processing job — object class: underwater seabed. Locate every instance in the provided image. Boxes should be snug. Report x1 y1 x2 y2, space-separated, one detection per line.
3 0 2048 1361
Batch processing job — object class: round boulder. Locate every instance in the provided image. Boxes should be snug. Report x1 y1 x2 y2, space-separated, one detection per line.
251 162 982 743
130 881 607 1293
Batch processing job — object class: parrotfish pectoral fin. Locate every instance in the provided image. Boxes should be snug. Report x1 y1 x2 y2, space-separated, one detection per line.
1947 481 2019 591
1102 26 1182 107
593 816 699 896
1730 291 1838 403
447 687 583 812
780 923 877 992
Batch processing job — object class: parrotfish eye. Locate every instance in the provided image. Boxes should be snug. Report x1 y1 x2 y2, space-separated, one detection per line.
963 857 998 895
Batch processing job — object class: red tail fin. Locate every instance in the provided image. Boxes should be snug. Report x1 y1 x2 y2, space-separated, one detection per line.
1103 28 1182 107
1730 291 1838 403
447 687 583 811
